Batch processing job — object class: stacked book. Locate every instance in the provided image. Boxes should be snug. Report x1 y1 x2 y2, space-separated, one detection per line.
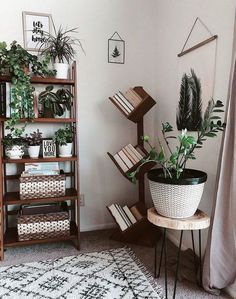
108 203 143 231
111 88 143 115
21 162 60 177
113 144 145 173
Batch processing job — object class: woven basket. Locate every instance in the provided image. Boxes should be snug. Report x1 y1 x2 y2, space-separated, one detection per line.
20 173 66 200
17 206 70 241
148 168 207 219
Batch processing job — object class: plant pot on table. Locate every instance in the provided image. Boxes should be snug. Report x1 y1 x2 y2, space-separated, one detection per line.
147 168 207 219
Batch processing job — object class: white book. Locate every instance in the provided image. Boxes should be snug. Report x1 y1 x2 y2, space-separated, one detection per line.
117 92 134 111
108 204 128 231
127 144 144 160
124 145 140 164
118 150 133 169
114 94 132 113
111 96 129 115
113 154 129 172
122 147 137 165
115 204 132 227
123 206 137 224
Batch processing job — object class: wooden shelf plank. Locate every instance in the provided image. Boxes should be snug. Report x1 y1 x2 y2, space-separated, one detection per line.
4 221 78 247
0 75 75 85
3 155 78 164
4 188 78 205
0 117 76 123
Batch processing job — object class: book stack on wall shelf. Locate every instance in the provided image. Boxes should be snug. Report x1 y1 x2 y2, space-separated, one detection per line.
108 86 161 247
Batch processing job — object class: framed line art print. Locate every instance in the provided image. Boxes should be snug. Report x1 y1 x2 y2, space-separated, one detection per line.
108 32 125 64
22 11 52 51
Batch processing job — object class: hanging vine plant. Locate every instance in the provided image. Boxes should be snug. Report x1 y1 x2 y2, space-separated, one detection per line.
0 41 55 136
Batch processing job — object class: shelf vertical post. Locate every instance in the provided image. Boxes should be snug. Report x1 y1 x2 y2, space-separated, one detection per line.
137 117 145 205
0 122 4 260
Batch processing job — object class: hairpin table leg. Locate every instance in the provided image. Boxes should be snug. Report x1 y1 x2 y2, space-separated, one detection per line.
156 228 165 278
199 230 202 287
173 230 183 299
163 228 168 299
191 230 198 278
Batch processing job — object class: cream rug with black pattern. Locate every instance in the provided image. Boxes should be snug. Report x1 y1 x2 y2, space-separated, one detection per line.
0 247 163 299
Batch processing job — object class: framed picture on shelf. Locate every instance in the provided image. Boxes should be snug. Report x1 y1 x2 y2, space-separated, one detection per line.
43 139 56 158
22 11 52 51
108 31 125 64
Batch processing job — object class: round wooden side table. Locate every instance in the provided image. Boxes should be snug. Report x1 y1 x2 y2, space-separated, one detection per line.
148 207 210 299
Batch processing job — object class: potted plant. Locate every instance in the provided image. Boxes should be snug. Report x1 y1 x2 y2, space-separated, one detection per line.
40 26 84 79
38 86 73 118
128 99 225 219
25 129 43 158
53 126 74 157
2 134 26 159
0 41 55 134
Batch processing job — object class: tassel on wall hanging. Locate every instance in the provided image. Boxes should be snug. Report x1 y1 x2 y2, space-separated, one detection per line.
108 31 125 64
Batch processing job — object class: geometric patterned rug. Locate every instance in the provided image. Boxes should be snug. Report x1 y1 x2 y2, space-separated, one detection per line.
0 247 163 299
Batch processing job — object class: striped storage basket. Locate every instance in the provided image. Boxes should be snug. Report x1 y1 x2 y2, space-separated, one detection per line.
17 204 70 241
20 173 66 200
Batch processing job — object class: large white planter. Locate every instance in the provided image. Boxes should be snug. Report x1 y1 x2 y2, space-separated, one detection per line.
59 143 72 157
5 145 24 159
28 145 40 158
148 169 207 219
54 63 69 79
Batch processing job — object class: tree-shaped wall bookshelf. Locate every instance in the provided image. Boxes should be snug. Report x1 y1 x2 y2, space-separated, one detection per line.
107 86 161 246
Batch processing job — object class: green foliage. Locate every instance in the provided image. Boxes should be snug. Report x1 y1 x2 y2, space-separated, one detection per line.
25 129 43 146
128 99 225 182
0 41 55 135
53 125 74 145
38 86 72 117
2 133 26 149
177 69 203 131
39 26 85 63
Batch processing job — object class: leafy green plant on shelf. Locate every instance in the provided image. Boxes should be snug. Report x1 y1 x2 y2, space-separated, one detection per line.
128 99 225 182
25 129 43 146
38 86 73 117
53 125 74 145
0 41 56 135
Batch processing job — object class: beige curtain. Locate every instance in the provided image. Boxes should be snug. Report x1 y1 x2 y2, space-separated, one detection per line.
202 35 236 294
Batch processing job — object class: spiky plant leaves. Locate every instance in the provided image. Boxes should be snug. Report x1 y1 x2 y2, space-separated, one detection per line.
188 69 202 131
176 73 191 130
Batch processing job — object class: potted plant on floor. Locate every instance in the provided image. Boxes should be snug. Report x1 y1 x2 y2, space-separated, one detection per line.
128 98 225 219
25 129 43 158
2 134 26 159
39 26 84 79
53 125 74 157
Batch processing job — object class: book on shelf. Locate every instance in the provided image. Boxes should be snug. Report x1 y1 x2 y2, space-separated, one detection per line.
122 147 137 165
124 144 142 163
114 95 132 114
118 150 134 169
130 205 143 221
115 204 132 227
113 154 129 173
124 88 143 107
123 205 137 224
108 204 129 231
23 162 60 176
111 96 129 115
127 144 144 160
0 82 11 117
117 92 134 111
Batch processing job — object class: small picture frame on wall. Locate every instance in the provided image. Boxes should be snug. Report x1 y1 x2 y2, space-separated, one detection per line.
108 32 125 64
22 11 52 51
43 139 56 158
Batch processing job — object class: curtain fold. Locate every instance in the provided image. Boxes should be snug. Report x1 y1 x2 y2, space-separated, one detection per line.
202 37 236 295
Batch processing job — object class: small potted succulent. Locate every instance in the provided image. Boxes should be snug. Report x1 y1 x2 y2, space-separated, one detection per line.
40 26 84 79
53 125 74 157
25 129 43 158
2 134 26 159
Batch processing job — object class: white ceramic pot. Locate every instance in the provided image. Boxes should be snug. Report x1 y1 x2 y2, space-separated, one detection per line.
148 168 207 219
54 63 69 79
6 145 24 159
28 145 40 158
59 143 72 157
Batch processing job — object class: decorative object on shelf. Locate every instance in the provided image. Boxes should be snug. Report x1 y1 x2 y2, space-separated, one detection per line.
22 11 52 52
38 85 61 117
0 41 55 134
25 129 43 158
108 31 125 64
20 171 66 200
17 202 69 241
2 134 26 159
128 99 225 218
39 26 84 79
177 69 203 131
54 125 74 157
23 162 60 176
42 139 56 158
